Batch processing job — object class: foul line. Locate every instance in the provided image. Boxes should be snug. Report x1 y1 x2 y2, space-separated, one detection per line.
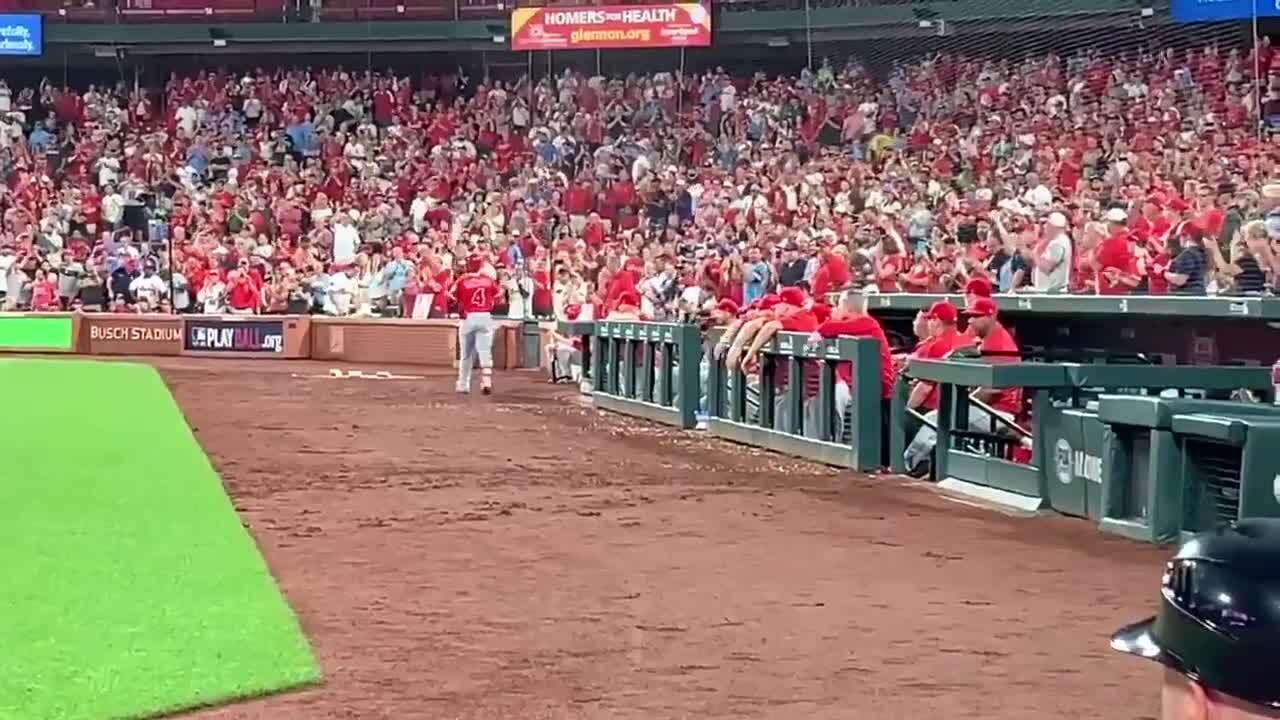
291 369 427 380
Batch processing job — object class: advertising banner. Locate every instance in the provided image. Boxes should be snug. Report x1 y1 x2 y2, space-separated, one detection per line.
1171 0 1280 22
185 319 285 354
0 315 74 351
0 14 43 57
85 317 183 356
511 3 711 51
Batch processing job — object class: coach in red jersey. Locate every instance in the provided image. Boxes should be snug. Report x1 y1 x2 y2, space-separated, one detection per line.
964 297 1023 418
902 300 974 475
452 255 501 396
810 289 896 455
903 298 1020 476
960 276 993 343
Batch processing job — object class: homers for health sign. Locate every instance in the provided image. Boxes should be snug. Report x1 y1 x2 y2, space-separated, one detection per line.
0 14 42 57
511 3 711 51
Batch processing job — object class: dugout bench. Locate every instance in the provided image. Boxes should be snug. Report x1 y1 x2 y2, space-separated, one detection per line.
892 358 1278 536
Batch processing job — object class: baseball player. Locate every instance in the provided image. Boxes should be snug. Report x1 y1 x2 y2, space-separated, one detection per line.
452 255 501 395
1111 518 1280 720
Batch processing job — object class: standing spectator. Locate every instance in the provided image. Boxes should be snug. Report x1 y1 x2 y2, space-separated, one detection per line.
1026 212 1072 293
226 268 261 315
1096 208 1140 295
777 243 808 288
129 263 168 309
1166 224 1210 296
101 185 123 230
742 247 770 304
30 269 59 311
198 273 227 315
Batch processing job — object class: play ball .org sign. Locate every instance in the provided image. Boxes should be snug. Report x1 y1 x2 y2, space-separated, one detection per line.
1055 439 1102 485
185 319 284 354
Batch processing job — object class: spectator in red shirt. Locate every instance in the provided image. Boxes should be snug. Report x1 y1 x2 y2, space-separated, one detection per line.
226 269 261 315
1095 208 1142 295
810 246 853 299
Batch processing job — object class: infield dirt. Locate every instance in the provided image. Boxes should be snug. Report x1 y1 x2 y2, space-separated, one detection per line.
156 358 1165 720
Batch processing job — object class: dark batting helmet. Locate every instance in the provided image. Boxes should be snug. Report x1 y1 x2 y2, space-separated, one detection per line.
1110 519 1280 709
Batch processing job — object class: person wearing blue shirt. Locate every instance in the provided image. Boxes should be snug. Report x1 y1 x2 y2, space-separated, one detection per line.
28 125 52 152
537 139 560 165
285 118 315 156
742 247 771 304
380 246 413 308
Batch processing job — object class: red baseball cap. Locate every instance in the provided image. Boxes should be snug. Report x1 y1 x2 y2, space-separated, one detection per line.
810 302 832 324
779 287 806 307
716 298 740 315
616 290 640 308
963 297 999 318
565 303 582 321
923 301 958 324
964 276 993 298
758 294 782 311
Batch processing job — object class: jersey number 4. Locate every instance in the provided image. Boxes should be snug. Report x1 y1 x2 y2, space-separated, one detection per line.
469 288 487 307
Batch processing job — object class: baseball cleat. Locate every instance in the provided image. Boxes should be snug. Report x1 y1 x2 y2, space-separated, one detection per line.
481 385 492 396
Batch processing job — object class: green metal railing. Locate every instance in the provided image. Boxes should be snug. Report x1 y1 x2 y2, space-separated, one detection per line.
556 320 596 387
591 321 702 429
891 358 1278 519
706 333 883 470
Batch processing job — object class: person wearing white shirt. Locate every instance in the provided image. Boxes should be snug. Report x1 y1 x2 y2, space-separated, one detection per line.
719 83 737 114
1028 212 1073 293
97 157 121 188
101 187 124 228
324 266 355 316
175 103 198 137
243 96 263 125
631 150 653 186
129 269 168 308
1022 173 1054 213
199 277 226 314
502 270 534 320
409 191 431 234
511 101 530 130
332 215 359 265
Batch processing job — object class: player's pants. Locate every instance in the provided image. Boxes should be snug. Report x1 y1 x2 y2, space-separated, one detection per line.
833 380 851 441
904 406 1015 473
548 343 580 382
457 312 495 391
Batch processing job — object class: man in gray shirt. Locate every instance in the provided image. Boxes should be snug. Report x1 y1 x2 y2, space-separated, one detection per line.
1023 211 1072 293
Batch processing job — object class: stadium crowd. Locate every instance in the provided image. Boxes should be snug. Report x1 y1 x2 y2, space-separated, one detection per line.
2 40 1280 321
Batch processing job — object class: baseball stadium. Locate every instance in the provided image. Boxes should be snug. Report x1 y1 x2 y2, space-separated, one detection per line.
4 0 1280 718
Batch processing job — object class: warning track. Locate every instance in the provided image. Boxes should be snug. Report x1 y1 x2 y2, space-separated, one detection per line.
150 359 1165 720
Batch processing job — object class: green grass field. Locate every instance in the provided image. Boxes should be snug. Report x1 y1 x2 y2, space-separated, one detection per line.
0 359 320 720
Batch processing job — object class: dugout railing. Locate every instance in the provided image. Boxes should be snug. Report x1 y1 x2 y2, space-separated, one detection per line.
705 332 884 471
590 320 702 429
894 358 1279 519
